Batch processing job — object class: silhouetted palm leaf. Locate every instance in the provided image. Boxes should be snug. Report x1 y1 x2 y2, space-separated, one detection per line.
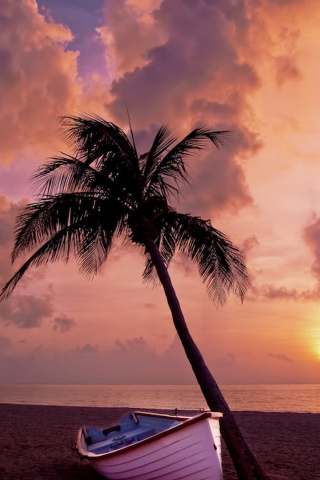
145 127 230 199
60 114 139 169
172 213 248 303
32 155 98 195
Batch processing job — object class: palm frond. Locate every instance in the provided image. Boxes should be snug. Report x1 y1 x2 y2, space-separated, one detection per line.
126 105 138 158
31 155 99 196
77 208 127 278
172 213 249 304
146 127 230 200
142 220 176 284
60 113 139 173
12 193 128 263
0 223 86 301
31 154 137 208
141 125 176 185
145 212 248 304
1 195 129 301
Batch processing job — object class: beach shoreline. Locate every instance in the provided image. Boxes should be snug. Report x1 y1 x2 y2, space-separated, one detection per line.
1 403 319 480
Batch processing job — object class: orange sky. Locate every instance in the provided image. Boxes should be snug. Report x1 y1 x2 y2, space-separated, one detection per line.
0 0 320 384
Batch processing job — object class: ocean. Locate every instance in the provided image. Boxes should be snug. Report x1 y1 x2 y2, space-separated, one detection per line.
0 384 319 413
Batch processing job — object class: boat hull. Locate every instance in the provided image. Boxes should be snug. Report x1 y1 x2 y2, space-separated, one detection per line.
77 412 223 480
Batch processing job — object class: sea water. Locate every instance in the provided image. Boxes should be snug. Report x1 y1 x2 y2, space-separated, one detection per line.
0 383 319 413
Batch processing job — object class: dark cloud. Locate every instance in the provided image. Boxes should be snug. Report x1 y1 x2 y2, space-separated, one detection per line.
181 130 255 216
74 343 99 354
188 154 251 215
110 0 260 126
130 124 162 155
115 337 151 354
53 314 76 333
258 285 300 301
268 353 293 363
248 284 320 302
0 294 53 328
191 95 243 122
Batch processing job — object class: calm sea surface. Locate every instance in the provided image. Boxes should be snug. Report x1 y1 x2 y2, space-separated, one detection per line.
0 384 319 413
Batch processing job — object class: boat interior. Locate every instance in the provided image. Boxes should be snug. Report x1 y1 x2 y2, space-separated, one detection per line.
82 412 185 454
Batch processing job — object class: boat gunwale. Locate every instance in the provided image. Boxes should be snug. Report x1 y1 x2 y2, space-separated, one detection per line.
76 411 223 460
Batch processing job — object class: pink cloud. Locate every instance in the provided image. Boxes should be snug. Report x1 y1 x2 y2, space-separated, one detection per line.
98 0 165 78
0 294 53 328
241 236 260 258
109 0 260 126
53 314 76 333
303 215 320 281
0 335 191 384
74 343 99 354
243 212 320 303
0 196 27 284
0 0 81 163
274 55 301 86
241 214 320 302
268 353 293 363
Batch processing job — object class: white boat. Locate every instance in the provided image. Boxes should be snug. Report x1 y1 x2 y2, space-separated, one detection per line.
76 410 223 480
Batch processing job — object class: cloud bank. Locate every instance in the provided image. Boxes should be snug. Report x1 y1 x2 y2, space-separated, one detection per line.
0 0 80 163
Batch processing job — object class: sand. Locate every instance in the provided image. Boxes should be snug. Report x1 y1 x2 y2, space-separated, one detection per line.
0 403 319 480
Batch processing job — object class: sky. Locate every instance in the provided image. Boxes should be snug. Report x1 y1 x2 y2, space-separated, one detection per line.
0 0 320 385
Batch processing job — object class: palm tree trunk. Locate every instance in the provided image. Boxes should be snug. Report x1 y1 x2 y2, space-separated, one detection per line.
144 237 271 480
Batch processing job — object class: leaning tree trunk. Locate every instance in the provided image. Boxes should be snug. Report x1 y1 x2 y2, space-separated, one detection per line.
145 237 271 480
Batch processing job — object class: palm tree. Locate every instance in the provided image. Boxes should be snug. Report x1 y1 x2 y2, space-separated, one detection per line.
0 114 270 480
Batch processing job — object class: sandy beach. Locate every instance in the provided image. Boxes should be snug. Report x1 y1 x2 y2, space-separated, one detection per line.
0 403 319 480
